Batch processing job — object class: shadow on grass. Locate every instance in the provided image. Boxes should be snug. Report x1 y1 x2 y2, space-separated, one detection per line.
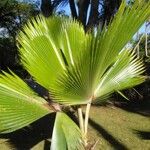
133 130 150 140
112 100 150 117
89 118 128 150
0 113 55 149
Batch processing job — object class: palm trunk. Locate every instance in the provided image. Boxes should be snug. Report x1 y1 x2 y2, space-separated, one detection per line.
78 107 84 134
84 102 91 146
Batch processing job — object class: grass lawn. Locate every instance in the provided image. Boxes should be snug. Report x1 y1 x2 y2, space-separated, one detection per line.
0 105 149 150
87 106 150 150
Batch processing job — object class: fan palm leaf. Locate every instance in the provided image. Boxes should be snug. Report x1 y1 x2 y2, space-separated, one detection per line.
0 1 149 149
18 16 86 89
0 71 52 133
94 49 146 98
17 0 150 105
51 112 84 150
48 1 150 104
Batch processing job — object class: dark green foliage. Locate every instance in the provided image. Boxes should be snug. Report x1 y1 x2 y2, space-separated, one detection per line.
0 0 39 74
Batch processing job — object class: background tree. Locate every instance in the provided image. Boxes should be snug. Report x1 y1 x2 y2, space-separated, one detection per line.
0 0 39 73
41 0 122 30
41 0 53 17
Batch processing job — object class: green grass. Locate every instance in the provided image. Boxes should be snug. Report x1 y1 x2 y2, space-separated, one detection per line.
0 106 150 149
88 106 150 150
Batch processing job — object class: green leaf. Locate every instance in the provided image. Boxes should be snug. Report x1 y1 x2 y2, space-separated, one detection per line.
50 34 96 105
51 112 84 150
93 0 150 85
18 16 65 90
52 1 149 104
18 16 86 91
58 20 86 66
17 1 150 105
0 71 52 133
94 49 146 99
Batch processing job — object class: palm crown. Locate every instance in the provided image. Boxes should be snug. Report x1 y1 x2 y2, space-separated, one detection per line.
0 1 149 149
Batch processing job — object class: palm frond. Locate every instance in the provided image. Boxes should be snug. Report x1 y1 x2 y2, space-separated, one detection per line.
52 1 149 104
18 16 65 90
18 16 86 90
51 112 84 150
45 16 86 67
93 0 150 85
94 49 146 99
18 1 150 105
0 71 52 133
59 20 86 66
50 36 93 105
